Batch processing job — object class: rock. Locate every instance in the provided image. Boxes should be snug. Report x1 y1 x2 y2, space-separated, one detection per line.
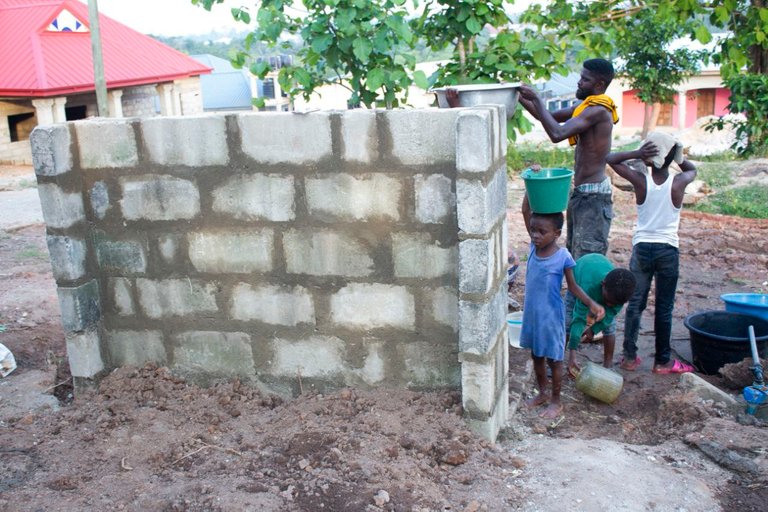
440 440 469 465
464 500 481 512
373 490 390 507
678 372 740 412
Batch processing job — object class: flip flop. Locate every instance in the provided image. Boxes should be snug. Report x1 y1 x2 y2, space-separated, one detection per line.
653 359 694 374
619 356 641 371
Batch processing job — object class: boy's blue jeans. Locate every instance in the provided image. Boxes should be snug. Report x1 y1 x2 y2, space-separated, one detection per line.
623 242 679 365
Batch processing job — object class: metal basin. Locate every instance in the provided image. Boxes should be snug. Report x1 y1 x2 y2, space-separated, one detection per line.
431 83 520 118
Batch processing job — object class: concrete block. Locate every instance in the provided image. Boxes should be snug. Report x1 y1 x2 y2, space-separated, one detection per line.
456 166 507 235
458 283 506 354
461 358 496 415
188 230 273 273
459 237 495 295
94 234 147 273
66 329 104 378
57 280 101 332
415 174 454 224
173 331 254 378
136 278 219 319
110 278 135 316
331 283 415 330
158 234 180 263
142 115 229 167
355 342 386 385
37 183 85 229
231 283 315 326
283 229 374 277
386 109 458 166
120 175 200 221
75 119 138 169
107 330 166 366
341 110 377 163
679 372 739 407
271 336 345 378
46 235 86 281
401 341 460 389
212 174 295 221
306 174 401 221
238 112 332 164
429 287 458 331
392 233 457 279
456 109 493 174
466 385 509 442
30 124 72 176
89 181 110 220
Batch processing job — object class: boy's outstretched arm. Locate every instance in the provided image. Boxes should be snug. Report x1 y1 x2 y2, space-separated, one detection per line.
564 268 605 322
606 141 658 190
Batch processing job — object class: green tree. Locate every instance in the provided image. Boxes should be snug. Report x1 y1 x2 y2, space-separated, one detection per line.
195 0 424 109
524 0 768 154
614 12 704 137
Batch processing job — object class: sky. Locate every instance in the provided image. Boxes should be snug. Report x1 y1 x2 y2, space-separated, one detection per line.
89 0 543 38
90 0 247 37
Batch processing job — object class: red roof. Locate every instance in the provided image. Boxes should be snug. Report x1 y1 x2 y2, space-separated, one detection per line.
0 0 211 97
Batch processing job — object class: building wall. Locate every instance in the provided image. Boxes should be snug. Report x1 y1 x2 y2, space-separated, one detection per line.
121 85 158 118
30 107 510 441
0 100 36 164
607 71 730 133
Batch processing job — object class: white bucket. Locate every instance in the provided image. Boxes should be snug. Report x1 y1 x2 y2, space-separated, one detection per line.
507 312 523 348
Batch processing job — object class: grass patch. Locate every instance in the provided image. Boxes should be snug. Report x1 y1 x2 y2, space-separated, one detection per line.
696 162 736 188
506 144 573 174
694 184 768 219
17 246 47 260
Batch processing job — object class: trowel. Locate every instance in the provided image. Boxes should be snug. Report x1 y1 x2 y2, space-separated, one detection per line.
743 325 768 415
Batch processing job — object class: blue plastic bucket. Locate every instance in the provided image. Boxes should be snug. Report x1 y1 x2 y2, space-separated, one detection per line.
720 293 768 321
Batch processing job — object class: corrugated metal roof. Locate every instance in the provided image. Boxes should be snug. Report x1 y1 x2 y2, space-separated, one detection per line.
192 54 253 111
0 0 211 97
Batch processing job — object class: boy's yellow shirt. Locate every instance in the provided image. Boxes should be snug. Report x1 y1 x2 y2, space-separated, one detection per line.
568 94 619 146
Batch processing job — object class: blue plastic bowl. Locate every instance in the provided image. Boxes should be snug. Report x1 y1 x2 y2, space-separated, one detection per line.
720 293 768 321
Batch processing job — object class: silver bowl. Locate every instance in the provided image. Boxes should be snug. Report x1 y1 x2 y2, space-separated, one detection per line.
431 83 520 119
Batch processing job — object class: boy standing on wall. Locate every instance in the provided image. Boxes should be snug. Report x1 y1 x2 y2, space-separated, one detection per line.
607 132 698 374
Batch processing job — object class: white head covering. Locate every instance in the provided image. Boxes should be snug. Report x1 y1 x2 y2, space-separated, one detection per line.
644 131 684 168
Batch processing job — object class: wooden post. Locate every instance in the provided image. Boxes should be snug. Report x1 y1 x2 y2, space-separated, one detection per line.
88 0 109 117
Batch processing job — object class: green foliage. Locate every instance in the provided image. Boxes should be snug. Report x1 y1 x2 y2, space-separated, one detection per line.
706 74 768 156
614 11 704 105
17 247 46 260
506 145 573 175
525 0 768 156
694 184 768 218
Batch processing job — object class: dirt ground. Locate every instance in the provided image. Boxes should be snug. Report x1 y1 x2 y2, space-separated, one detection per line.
1 162 767 511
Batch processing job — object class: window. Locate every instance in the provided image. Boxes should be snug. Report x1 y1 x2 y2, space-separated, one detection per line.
7 112 36 142
65 105 87 121
47 9 88 32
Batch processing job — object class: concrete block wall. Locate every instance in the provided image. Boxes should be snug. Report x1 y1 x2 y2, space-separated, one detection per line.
31 106 509 440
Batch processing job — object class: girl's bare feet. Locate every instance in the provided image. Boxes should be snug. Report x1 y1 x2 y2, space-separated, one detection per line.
539 402 563 419
525 393 549 408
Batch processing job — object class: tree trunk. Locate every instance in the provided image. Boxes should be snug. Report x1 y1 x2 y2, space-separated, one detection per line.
641 103 661 138
457 38 467 78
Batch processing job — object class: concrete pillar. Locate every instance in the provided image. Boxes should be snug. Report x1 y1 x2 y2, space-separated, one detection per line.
677 90 687 129
156 83 174 116
53 97 67 122
32 98 55 126
108 89 124 118
172 83 182 115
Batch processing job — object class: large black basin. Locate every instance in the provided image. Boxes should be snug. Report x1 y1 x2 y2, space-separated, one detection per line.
683 310 768 375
